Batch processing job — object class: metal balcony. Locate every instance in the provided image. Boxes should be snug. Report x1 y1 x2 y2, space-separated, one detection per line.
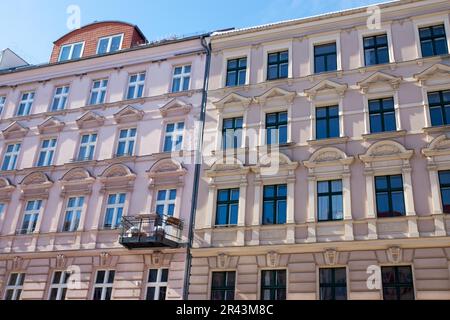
119 214 184 249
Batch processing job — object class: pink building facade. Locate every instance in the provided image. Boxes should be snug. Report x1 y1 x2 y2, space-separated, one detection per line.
191 0 450 300
0 22 208 300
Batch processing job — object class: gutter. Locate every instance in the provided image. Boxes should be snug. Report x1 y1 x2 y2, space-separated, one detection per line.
182 35 211 300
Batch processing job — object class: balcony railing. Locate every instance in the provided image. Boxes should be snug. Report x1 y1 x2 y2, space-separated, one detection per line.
119 214 184 249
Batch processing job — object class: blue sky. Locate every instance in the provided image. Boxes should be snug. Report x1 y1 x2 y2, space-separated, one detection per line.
0 0 386 64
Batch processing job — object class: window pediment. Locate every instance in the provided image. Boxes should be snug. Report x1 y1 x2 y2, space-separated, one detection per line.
20 172 53 199
60 167 95 196
359 140 413 164
422 134 450 158
357 71 402 94
414 63 450 86
2 121 29 140
148 158 186 187
159 99 192 117
100 164 136 192
38 117 65 134
213 92 252 110
305 80 347 100
76 111 105 129
304 147 354 169
206 158 249 178
0 177 15 202
254 87 296 106
252 152 298 177
114 105 144 124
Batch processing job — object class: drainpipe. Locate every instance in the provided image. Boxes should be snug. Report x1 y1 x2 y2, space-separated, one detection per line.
182 35 211 300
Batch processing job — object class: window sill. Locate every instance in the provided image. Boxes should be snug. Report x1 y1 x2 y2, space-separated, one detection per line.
423 125 450 134
362 130 406 141
211 147 248 156
152 150 185 159
258 142 296 150
307 136 349 146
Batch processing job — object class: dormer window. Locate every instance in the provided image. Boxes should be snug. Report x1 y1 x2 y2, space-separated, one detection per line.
97 34 124 54
59 42 84 62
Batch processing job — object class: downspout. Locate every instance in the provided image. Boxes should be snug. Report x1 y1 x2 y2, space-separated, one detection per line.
183 35 211 300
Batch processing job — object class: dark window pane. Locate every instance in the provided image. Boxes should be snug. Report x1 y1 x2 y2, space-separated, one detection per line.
146 287 156 300
148 269 158 283
95 271 105 284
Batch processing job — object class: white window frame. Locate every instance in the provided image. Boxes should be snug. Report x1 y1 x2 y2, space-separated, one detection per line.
89 79 108 105
412 14 450 59
92 270 115 300
126 72 146 100
358 24 395 68
51 85 70 111
4 273 25 300
103 193 126 230
1 143 21 171
163 122 184 152
116 128 137 157
96 34 124 54
261 41 293 83
77 133 97 161
48 271 70 300
16 91 35 116
220 47 251 88
37 138 57 167
171 65 192 92
0 95 6 116
62 196 84 232
20 199 42 234
309 33 342 75
145 268 169 300
58 41 85 62
155 189 177 217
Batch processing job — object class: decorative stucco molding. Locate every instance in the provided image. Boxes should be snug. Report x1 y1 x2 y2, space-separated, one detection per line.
252 152 299 177
1 121 29 140
147 158 186 188
414 63 450 86
37 117 65 134
60 167 96 196
19 172 53 199
324 249 339 266
99 163 136 192
387 246 402 264
213 92 252 110
359 140 413 164
76 111 105 129
422 134 450 159
0 177 15 202
159 98 192 117
254 87 296 106
357 71 402 94
304 147 354 170
217 253 231 269
304 79 347 100
113 105 144 124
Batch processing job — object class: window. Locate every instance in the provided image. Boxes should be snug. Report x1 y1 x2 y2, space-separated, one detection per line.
126 73 146 100
97 34 123 54
419 24 448 57
92 270 115 300
59 42 84 62
382 266 415 300
261 270 286 300
226 58 247 87
77 133 97 161
267 51 288 80
156 189 176 217
49 271 70 300
0 96 6 115
314 43 337 73
4 273 25 300
438 171 450 214
89 79 108 105
263 185 287 225
266 112 288 145
62 196 84 232
20 200 42 234
163 122 184 152
216 189 239 226
319 268 347 300
317 180 343 222
116 128 136 157
104 193 126 229
211 271 235 300
375 175 406 218
146 268 169 300
0 203 5 217
16 91 34 116
37 138 57 167
428 90 450 127
51 86 70 111
1 143 21 171
222 117 243 150
172 65 191 92
364 34 389 66
369 98 396 133
316 105 339 140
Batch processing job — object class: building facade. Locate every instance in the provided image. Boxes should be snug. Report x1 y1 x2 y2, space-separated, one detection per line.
190 0 450 300
0 22 208 300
